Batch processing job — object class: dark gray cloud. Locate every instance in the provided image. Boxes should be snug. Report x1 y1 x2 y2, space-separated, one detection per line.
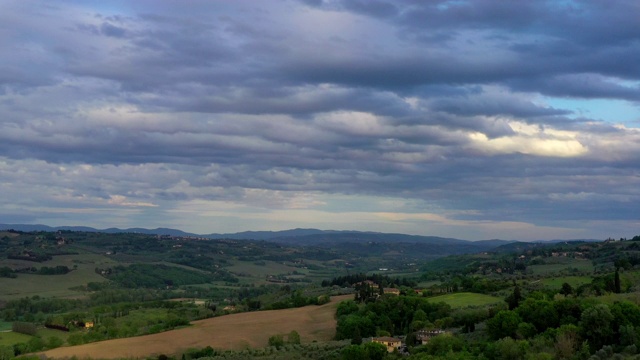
429 91 571 118
508 74 640 101
0 0 638 239
100 22 128 38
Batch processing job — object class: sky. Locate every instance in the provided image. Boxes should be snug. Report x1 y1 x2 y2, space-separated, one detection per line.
1 0 639 240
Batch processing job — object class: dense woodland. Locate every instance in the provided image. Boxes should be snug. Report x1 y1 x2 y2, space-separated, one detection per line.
0 230 640 359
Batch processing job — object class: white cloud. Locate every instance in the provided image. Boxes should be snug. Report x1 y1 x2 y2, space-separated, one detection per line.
107 195 157 207
468 120 588 157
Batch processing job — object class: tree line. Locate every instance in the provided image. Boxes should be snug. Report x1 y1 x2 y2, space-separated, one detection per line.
321 273 417 288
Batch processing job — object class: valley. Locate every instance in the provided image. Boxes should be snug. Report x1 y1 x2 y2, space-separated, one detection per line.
1 229 640 359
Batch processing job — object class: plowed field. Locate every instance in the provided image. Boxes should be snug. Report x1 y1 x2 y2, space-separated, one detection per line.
40 295 351 359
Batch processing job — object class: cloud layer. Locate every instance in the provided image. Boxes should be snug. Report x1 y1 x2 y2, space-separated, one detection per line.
1 0 639 240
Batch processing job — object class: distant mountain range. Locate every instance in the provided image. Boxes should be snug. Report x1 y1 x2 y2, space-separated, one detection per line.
0 224 348 239
0 223 599 248
0 224 201 237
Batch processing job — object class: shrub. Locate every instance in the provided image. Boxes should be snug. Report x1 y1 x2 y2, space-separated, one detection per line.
268 334 285 349
287 330 301 345
12 322 37 336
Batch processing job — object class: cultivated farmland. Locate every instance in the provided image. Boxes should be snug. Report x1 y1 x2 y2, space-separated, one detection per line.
426 292 504 308
40 295 351 359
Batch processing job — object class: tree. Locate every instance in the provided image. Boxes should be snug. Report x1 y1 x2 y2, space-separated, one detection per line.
67 333 85 346
364 342 388 360
410 309 428 331
493 337 529 360
454 308 485 333
554 325 579 359
336 300 359 318
614 258 632 270
560 282 573 296
580 304 614 350
506 284 522 310
317 294 330 305
554 298 582 325
0 346 13 360
516 322 536 339
12 342 29 356
425 334 464 356
610 301 640 329
516 299 558 332
341 345 367 360
287 330 300 345
182 346 215 359
27 337 45 352
268 334 285 349
486 310 522 340
12 322 37 336
336 314 375 340
351 327 362 345
47 336 64 349
619 325 637 347
246 299 261 311
405 331 418 347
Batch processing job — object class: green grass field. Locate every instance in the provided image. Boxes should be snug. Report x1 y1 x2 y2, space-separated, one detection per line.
0 331 32 346
0 253 114 300
595 292 640 305
0 322 12 332
40 253 117 267
418 280 441 288
36 328 70 342
0 327 69 347
528 258 593 275
227 261 306 278
371 270 421 277
225 260 329 286
427 292 504 308
621 269 640 287
540 276 591 289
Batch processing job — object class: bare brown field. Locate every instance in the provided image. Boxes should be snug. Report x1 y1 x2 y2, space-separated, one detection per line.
40 295 352 359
